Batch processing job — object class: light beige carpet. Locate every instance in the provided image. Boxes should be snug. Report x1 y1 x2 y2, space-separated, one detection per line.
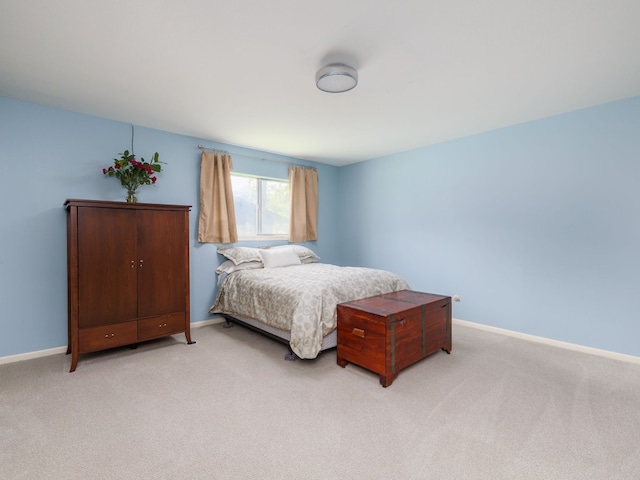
1 322 639 480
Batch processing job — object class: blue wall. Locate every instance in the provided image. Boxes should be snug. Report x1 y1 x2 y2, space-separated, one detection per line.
0 96 339 358
338 96 640 357
2 94 639 359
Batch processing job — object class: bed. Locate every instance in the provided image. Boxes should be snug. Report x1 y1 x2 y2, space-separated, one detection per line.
209 245 410 359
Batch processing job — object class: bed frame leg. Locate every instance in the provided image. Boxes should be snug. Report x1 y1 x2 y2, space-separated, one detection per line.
223 318 235 329
284 346 299 361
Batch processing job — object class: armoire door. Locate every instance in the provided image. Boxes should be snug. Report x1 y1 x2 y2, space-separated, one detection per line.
77 207 138 328
136 209 188 319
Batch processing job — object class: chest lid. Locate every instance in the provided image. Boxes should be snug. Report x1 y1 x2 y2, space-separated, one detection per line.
339 290 449 320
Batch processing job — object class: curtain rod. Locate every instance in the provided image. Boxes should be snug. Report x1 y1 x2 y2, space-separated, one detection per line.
197 144 316 170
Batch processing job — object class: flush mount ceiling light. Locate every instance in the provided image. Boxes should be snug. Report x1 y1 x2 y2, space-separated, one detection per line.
315 63 358 93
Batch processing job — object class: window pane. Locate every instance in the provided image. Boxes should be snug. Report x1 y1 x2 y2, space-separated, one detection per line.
261 179 289 235
231 175 257 236
231 174 290 238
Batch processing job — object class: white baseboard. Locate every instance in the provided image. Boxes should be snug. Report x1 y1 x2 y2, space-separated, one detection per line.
0 317 227 367
191 316 226 328
3 317 637 367
0 346 68 366
454 318 640 365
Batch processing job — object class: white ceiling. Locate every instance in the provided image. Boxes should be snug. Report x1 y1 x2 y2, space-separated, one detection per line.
1 1 639 167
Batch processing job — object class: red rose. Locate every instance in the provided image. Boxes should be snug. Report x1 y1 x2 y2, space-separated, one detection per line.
102 168 107 174
151 176 157 183
115 164 121 169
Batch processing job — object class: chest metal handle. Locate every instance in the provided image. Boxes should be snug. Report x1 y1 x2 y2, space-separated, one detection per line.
352 328 365 338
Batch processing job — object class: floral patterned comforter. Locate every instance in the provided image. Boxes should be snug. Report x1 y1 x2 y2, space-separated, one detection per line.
210 263 410 359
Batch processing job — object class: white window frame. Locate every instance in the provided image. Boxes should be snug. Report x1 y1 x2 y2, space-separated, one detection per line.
231 173 290 241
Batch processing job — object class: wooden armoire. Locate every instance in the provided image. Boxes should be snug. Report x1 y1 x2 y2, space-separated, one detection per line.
65 199 194 372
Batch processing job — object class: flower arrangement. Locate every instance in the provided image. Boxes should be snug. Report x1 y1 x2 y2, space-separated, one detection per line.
102 150 163 202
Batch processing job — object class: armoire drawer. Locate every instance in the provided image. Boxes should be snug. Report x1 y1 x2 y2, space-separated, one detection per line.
138 312 186 341
78 321 138 354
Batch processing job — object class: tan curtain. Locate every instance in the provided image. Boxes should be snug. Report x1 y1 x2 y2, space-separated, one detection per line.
198 152 238 244
289 166 318 242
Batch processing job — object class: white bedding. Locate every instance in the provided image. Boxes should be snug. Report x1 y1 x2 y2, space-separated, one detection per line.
210 263 410 358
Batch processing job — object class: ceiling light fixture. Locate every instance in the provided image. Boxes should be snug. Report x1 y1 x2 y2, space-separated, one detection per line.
315 63 358 93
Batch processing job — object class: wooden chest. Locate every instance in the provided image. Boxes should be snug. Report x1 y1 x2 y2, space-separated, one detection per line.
336 290 451 387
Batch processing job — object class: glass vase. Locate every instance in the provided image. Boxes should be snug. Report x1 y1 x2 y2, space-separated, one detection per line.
126 189 138 203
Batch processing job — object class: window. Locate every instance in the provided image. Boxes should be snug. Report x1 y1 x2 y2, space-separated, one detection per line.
231 174 290 238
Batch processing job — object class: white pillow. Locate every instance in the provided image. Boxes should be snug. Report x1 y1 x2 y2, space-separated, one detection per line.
215 260 263 275
259 248 302 268
217 247 263 265
269 244 320 262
